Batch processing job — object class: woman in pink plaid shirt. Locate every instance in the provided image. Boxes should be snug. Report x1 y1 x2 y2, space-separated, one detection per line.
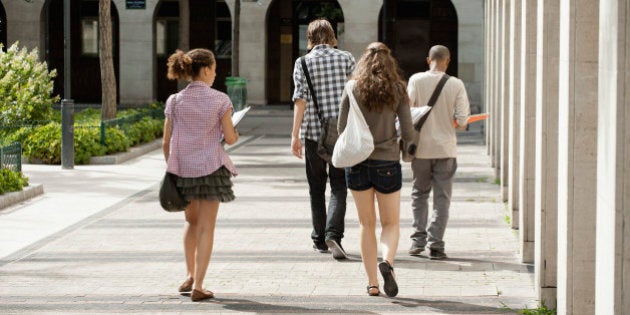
162 48 238 302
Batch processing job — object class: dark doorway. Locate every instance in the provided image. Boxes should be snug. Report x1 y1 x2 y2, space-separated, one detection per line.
43 0 120 103
0 1 6 51
379 0 458 79
154 0 232 102
266 0 344 104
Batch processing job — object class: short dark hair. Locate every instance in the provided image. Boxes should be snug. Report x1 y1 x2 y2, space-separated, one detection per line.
428 45 450 61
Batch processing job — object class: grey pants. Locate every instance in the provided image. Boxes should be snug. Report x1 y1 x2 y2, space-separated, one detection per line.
410 158 457 251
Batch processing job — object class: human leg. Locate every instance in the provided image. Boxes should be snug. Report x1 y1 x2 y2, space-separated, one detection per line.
426 158 457 253
410 158 433 250
375 190 401 265
192 199 220 292
326 163 347 243
304 139 328 249
351 188 379 294
181 200 200 292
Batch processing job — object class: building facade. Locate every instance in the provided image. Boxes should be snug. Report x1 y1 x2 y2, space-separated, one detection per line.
1 0 483 108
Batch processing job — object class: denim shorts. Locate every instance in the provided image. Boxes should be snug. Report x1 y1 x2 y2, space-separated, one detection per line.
345 160 402 194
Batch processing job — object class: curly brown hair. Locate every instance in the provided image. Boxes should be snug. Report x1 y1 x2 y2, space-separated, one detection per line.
352 42 408 112
167 49 215 81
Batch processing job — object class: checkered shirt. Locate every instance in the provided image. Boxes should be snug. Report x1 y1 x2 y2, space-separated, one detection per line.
292 44 355 141
164 81 237 178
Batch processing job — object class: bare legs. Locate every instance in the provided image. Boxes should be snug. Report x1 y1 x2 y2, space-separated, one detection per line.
183 199 220 291
351 188 401 294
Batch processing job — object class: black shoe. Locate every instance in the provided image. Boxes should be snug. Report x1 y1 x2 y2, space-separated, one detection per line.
408 245 425 256
325 239 347 260
378 261 398 297
313 243 329 253
429 249 448 260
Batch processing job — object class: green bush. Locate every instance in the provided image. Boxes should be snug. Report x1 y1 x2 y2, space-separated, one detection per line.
0 42 59 126
0 168 29 195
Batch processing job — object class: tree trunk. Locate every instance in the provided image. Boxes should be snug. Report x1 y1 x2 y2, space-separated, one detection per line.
99 0 116 120
178 0 190 90
232 0 240 76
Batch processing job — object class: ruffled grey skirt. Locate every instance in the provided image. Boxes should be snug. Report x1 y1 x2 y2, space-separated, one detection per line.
176 167 235 203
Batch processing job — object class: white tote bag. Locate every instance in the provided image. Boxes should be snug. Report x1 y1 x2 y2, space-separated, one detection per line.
332 80 374 168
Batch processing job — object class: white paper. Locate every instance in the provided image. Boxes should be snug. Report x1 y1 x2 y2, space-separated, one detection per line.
231 106 251 127
395 106 432 132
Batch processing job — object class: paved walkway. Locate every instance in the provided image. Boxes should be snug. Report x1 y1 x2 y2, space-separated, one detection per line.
0 107 536 314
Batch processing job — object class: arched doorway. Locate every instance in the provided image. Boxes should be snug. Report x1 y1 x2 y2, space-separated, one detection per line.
266 0 344 104
154 0 232 102
43 0 120 103
0 1 6 50
379 0 458 79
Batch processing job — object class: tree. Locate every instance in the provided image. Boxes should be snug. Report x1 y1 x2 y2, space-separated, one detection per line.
232 0 240 76
178 0 190 90
99 0 117 120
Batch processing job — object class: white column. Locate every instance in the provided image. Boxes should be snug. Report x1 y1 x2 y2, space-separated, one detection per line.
4 0 45 53
534 0 560 308
508 0 521 234
485 0 492 154
596 1 630 313
239 0 271 105
556 0 599 313
115 0 158 104
487 0 496 159
500 0 511 202
337 0 380 59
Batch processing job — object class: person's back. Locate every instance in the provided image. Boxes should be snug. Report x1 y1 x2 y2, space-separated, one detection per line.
407 71 469 159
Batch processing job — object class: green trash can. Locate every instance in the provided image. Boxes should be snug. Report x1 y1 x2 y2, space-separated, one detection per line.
225 77 247 111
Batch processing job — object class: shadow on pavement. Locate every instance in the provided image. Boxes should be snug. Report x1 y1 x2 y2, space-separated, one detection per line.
390 297 511 313
207 297 377 314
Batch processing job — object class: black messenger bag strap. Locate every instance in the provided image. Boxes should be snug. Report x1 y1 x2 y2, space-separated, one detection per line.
413 74 450 131
300 57 324 123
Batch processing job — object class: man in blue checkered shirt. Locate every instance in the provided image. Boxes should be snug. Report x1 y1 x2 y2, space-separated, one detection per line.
291 19 355 260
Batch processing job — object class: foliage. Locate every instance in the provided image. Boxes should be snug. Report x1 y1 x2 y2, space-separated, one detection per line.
0 42 59 126
0 168 29 195
501 301 557 315
12 107 163 165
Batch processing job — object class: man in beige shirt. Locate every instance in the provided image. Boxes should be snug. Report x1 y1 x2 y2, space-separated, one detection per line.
406 45 470 260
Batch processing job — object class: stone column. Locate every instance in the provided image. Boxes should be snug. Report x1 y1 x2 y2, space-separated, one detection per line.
337 0 380 59
508 0 521 233
534 0 560 308
239 0 271 105
556 0 599 313
487 0 496 158
4 0 45 53
492 0 502 176
500 0 511 202
114 0 158 104
596 1 630 313
485 0 492 154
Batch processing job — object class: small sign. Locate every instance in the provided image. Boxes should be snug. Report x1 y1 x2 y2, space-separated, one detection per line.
280 34 292 44
126 0 145 9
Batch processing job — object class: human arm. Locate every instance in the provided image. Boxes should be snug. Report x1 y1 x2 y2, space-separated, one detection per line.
162 118 171 162
337 88 349 134
454 82 471 131
221 108 239 145
397 97 415 142
407 76 420 108
291 99 306 159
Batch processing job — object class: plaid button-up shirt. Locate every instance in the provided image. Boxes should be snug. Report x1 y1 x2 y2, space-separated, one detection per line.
292 44 355 141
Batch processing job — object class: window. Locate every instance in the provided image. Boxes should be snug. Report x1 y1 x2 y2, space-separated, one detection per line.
81 19 99 55
215 1 232 59
156 19 179 56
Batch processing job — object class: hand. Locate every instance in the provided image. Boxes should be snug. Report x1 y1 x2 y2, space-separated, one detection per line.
291 136 303 159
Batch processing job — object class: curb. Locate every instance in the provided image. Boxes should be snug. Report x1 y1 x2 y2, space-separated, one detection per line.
0 184 44 211
89 139 163 165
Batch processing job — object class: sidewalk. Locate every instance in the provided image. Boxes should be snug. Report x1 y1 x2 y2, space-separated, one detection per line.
0 107 536 313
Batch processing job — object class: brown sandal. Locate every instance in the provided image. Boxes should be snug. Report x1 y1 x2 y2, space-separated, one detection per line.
191 289 214 301
367 285 380 296
178 277 194 292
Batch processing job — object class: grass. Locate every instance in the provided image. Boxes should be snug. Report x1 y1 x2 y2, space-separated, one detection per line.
501 301 557 314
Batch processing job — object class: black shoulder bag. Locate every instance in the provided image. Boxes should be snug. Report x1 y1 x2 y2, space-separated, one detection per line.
301 57 339 164
400 74 450 162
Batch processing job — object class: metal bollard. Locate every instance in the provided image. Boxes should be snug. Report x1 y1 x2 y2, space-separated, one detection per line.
61 99 74 169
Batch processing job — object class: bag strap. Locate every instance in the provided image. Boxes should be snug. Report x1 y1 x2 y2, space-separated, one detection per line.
301 57 324 123
413 74 450 131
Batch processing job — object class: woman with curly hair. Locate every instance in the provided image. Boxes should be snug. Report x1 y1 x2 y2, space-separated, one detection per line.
337 42 414 297
163 48 238 301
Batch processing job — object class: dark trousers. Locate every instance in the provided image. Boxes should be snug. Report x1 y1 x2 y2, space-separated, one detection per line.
304 139 347 245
